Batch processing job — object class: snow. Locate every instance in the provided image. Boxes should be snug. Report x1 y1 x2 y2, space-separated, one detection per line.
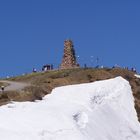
135 74 140 79
0 77 140 140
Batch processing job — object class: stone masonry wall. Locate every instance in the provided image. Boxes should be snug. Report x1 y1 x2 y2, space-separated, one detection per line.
60 40 79 69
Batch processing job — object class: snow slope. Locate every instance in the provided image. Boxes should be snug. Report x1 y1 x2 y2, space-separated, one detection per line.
135 74 140 79
0 77 140 140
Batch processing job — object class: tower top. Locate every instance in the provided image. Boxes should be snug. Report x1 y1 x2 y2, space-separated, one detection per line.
64 40 73 47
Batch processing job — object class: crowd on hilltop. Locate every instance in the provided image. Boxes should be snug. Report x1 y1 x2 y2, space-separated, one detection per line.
2 63 139 82
31 63 138 74
112 64 137 73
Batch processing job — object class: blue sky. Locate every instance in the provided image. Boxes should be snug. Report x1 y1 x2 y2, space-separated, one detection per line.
0 0 140 77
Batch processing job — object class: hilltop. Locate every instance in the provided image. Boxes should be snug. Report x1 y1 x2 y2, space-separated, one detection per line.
0 67 140 121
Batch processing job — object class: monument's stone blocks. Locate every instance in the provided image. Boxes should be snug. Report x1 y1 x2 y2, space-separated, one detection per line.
60 40 79 69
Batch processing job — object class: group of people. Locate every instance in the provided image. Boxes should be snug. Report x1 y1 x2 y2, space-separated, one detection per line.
112 64 137 73
32 64 54 73
131 67 137 73
42 64 53 71
123 67 137 73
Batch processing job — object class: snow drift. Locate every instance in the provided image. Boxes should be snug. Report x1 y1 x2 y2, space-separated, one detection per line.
135 74 140 79
0 77 140 140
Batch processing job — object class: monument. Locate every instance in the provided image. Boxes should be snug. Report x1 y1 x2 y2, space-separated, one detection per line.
60 39 79 69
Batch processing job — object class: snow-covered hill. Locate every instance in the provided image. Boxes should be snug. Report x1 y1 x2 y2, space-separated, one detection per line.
0 77 140 140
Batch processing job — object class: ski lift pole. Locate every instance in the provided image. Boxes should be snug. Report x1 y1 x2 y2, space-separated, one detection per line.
90 56 94 67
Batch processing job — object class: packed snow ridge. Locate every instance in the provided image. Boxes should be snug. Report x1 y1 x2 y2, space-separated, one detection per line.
135 74 140 79
0 77 140 140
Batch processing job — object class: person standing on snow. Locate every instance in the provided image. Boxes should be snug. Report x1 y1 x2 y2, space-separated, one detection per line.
1 86 5 92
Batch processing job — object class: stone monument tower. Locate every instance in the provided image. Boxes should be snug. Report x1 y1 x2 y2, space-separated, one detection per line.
60 40 79 69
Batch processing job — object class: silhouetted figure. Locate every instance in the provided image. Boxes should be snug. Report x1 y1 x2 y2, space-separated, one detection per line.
1 86 5 92
124 67 129 70
84 64 87 69
131 67 136 73
51 64 53 70
95 65 99 69
33 68 37 73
